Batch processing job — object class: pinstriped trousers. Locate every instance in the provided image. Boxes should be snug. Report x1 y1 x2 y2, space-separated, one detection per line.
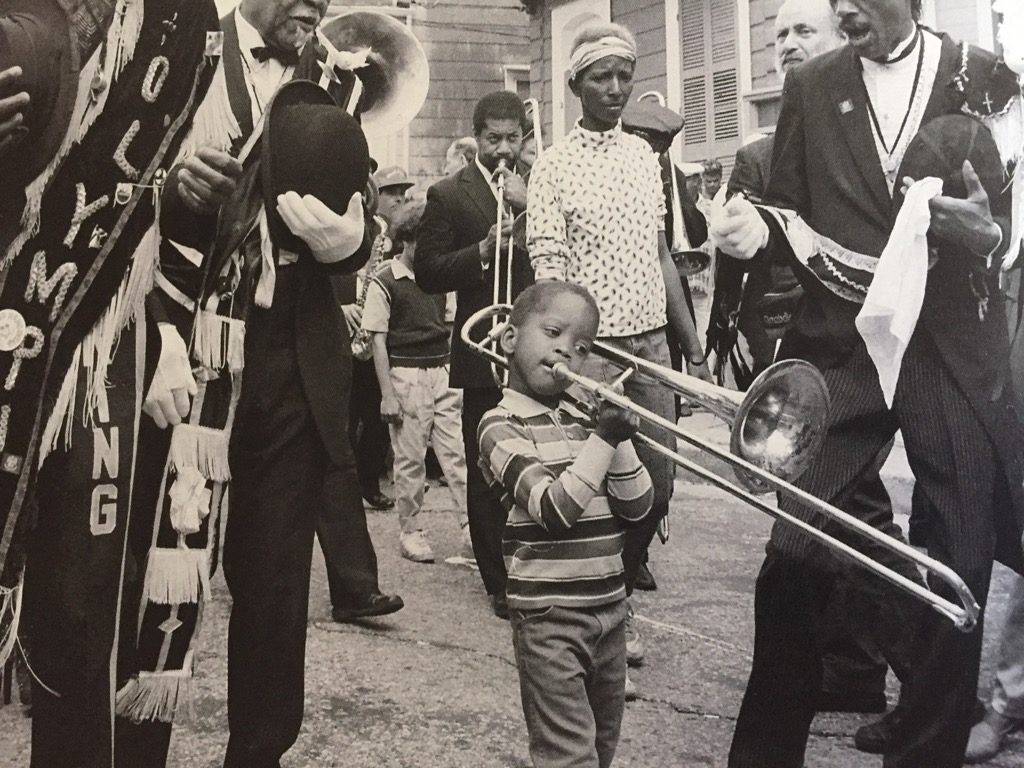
729 333 1005 768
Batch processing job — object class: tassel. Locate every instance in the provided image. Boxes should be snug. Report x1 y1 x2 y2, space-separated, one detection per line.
254 209 276 308
176 62 241 161
168 467 212 534
193 311 245 373
169 424 231 482
115 651 195 723
143 548 210 605
0 577 23 668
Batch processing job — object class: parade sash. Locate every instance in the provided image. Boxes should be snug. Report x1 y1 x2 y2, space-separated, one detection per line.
0 1 219 595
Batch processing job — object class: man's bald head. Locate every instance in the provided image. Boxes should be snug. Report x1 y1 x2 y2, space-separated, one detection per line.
774 0 843 79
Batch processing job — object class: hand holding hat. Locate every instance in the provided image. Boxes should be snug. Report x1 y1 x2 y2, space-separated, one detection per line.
915 161 1002 258
276 190 365 264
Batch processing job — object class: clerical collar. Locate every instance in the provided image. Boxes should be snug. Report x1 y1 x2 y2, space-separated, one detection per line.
875 24 920 65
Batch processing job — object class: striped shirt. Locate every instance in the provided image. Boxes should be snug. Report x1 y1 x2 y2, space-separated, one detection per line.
526 119 667 338
478 389 653 610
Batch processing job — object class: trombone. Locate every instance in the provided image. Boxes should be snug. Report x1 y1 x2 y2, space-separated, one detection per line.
637 90 710 277
461 304 981 632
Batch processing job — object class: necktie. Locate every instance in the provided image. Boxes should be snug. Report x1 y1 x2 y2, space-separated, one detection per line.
250 46 300 66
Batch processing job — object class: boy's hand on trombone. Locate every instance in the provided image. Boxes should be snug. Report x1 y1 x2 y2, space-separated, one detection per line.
595 385 640 446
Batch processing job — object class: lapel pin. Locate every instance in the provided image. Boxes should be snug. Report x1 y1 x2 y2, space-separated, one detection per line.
839 99 855 114
205 31 224 57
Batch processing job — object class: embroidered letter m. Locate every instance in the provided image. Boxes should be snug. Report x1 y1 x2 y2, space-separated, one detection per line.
25 252 79 322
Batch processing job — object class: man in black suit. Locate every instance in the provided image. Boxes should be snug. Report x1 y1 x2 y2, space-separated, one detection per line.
158 2 402 765
715 1 1024 766
415 91 533 618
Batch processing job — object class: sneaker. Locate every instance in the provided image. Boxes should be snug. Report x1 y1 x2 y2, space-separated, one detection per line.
625 602 645 667
965 710 1024 763
400 530 435 563
624 669 638 701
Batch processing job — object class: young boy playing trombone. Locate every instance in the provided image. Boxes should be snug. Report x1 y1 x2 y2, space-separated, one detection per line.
477 282 653 767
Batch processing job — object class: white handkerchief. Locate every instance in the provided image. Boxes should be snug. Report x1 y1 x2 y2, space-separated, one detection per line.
856 177 944 408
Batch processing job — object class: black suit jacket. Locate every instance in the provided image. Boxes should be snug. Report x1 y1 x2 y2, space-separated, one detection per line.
762 32 1023 524
159 12 370 468
415 163 534 389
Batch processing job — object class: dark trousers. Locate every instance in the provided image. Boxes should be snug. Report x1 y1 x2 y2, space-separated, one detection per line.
818 462 894 700
349 357 390 498
24 320 174 768
728 335 1001 768
318 461 383 608
223 307 364 768
462 386 508 597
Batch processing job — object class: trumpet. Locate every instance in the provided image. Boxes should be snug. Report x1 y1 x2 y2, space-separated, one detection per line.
638 91 710 277
461 303 981 632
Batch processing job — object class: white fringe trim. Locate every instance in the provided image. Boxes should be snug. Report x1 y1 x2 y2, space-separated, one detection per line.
1 0 145 271
37 346 81 467
987 93 1024 168
175 60 241 162
144 547 210 605
169 424 231 482
115 650 195 724
0 578 23 669
193 311 245 374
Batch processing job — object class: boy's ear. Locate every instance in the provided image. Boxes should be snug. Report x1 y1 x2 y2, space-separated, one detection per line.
499 324 517 356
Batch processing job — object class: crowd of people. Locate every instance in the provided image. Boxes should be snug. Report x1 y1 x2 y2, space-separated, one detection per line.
1 0 1024 766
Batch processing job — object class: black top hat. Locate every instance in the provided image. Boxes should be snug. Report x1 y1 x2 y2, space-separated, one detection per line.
894 115 1004 252
0 0 80 185
262 79 370 257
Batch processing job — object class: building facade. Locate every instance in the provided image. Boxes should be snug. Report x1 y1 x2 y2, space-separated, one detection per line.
523 0 1003 175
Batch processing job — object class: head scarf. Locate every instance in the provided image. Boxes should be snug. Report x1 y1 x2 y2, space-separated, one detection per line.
568 34 636 81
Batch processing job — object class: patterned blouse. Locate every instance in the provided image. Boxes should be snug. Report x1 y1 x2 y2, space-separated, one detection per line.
527 120 667 338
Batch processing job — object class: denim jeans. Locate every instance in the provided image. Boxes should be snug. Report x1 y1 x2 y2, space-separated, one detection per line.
511 600 628 768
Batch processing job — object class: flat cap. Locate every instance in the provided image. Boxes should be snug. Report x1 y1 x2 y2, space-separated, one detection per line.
373 166 414 192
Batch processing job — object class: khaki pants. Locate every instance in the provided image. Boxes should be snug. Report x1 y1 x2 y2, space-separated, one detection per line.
389 365 468 534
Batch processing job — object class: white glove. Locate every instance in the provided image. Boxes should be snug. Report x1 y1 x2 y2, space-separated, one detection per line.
143 324 197 429
276 190 365 264
710 194 770 260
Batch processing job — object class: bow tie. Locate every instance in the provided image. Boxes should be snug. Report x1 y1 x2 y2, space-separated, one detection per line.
250 45 300 66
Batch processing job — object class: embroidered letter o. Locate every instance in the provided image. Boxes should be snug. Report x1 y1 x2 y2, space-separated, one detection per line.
142 56 171 103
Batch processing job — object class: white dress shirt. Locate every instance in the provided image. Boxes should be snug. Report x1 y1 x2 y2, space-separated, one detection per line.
860 26 941 191
234 9 294 124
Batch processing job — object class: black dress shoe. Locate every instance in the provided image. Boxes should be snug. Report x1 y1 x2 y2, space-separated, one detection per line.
363 491 394 510
634 562 657 591
332 593 404 623
491 594 509 620
854 706 904 754
816 690 887 714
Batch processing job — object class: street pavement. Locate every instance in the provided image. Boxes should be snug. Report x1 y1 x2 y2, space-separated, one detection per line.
2 413 1023 767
